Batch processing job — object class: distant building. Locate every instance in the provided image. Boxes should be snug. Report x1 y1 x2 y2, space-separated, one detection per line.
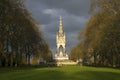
54 16 69 61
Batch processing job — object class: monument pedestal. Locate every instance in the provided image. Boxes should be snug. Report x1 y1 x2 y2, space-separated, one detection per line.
54 53 69 61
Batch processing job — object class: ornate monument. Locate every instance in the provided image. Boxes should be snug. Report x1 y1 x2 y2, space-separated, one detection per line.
54 16 69 61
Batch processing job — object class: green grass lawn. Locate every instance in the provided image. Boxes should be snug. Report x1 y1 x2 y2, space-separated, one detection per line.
0 65 120 80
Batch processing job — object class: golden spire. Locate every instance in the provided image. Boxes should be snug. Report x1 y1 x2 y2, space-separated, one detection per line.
59 16 63 34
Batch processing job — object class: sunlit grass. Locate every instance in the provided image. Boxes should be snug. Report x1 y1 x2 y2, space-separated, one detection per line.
0 66 120 80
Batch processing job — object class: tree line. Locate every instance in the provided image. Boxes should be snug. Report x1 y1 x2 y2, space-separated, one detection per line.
70 0 120 67
0 0 52 67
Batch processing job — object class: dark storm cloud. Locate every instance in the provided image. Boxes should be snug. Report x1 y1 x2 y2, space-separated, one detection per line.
25 0 51 24
39 0 90 17
25 0 90 53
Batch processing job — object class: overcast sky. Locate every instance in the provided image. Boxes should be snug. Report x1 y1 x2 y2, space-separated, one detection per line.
25 0 90 54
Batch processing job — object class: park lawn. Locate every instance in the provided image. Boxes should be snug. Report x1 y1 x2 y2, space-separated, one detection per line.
0 66 120 80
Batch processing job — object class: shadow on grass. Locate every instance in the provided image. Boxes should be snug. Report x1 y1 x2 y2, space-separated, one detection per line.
0 66 120 80
73 71 120 80
0 69 66 80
